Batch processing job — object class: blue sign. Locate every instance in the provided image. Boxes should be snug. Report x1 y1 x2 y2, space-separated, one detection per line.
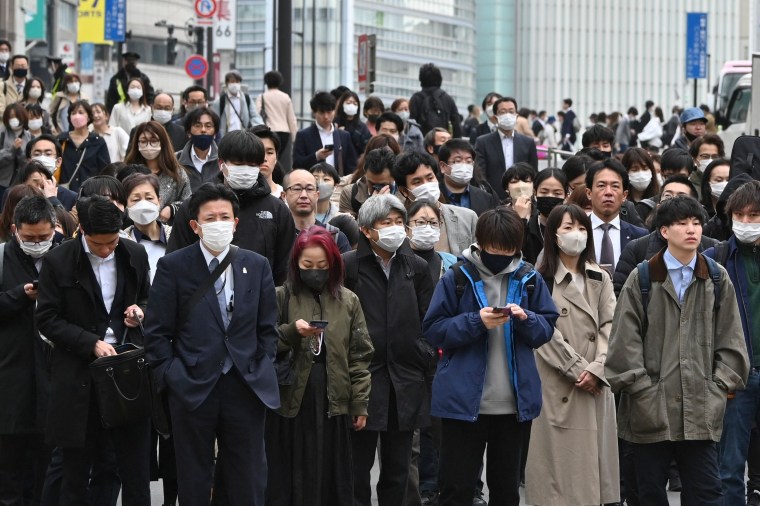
104 0 127 42
185 55 209 79
686 12 708 79
80 43 94 73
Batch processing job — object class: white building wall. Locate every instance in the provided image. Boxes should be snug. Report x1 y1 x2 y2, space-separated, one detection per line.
515 0 748 122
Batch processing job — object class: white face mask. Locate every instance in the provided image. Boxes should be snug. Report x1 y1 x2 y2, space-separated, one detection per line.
447 163 473 185
227 82 241 95
127 200 160 225
317 183 334 202
139 146 161 161
67 82 80 94
710 181 728 199
128 88 143 101
343 103 359 116
152 110 172 124
33 155 57 175
628 171 652 192
0 52 9 64
556 230 588 257
224 163 260 190
28 118 43 131
732 221 760 244
409 225 440 251
200 221 235 252
656 174 664 186
486 105 496 118
17 233 54 258
509 181 534 200
28 87 42 99
697 159 711 173
498 113 517 131
8 118 20 130
411 182 440 204
397 110 410 122
373 225 407 252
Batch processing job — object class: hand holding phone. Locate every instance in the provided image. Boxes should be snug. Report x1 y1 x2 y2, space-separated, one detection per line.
323 144 334 151
32 279 39 289
491 306 512 317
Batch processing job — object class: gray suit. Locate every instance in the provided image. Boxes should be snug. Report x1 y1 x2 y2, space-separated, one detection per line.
475 131 538 200
439 203 478 257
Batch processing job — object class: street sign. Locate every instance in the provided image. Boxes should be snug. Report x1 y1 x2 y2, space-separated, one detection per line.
358 34 368 94
195 0 217 25
213 0 236 50
686 12 708 79
104 0 127 42
185 55 209 80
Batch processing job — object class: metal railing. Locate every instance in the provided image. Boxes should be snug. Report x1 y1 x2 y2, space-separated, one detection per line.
536 146 576 167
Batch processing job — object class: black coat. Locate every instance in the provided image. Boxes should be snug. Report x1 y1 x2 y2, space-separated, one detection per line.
35 237 150 447
0 240 49 434
105 68 155 113
522 213 544 265
56 132 111 193
343 236 434 431
474 131 539 201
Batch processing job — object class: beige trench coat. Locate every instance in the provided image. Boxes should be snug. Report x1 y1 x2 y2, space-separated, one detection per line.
525 262 620 505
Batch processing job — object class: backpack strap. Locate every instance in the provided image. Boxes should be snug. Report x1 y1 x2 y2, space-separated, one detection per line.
451 260 478 299
0 242 5 283
278 283 291 325
637 260 651 330
712 241 730 267
351 183 361 214
703 256 723 312
343 250 359 291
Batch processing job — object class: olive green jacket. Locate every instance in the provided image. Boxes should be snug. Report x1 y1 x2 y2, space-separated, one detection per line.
275 285 373 418
606 250 749 444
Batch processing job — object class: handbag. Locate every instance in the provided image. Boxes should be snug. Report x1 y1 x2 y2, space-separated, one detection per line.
89 331 153 429
59 141 87 190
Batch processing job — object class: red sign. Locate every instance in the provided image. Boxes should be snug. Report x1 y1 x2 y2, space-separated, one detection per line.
357 34 368 93
195 0 217 25
185 55 209 80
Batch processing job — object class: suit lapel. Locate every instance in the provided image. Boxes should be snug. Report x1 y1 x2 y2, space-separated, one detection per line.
332 129 344 175
620 222 634 251
490 133 506 170
76 240 107 315
558 275 595 322
192 246 226 331
228 255 248 329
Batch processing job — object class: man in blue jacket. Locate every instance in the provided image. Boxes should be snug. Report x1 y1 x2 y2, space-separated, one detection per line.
423 206 558 506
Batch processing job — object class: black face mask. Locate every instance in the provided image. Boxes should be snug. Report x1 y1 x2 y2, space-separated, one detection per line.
366 114 380 123
191 134 214 151
300 268 329 291
13 68 27 79
684 130 700 142
480 250 515 274
124 62 137 73
432 144 442 155
536 196 564 217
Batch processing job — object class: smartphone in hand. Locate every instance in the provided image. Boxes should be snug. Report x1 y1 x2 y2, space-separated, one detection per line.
492 306 512 317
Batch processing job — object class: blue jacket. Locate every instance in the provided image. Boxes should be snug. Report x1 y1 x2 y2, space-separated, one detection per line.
422 260 559 422
704 236 755 361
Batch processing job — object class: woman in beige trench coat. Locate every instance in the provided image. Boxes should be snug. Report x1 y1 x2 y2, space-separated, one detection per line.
526 204 620 505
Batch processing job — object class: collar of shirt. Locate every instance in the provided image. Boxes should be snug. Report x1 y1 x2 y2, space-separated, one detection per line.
191 148 208 166
133 225 168 245
199 240 230 267
663 249 697 272
371 248 396 277
81 234 116 263
316 122 334 135
499 130 514 140
444 185 470 207
590 213 621 231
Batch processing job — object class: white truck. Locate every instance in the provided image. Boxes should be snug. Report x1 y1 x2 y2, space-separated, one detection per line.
718 54 760 156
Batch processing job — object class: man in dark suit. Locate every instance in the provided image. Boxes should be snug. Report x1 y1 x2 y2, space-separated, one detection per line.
474 97 538 201
0 40 10 81
145 183 280 506
584 158 648 277
437 139 499 216
293 91 357 175
36 195 151 505
469 92 502 145
560 98 578 151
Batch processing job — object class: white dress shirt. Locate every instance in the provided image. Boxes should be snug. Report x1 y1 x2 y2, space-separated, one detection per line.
199 241 234 313
500 130 514 170
590 213 622 267
316 122 335 167
226 93 243 132
191 148 209 174
82 236 118 344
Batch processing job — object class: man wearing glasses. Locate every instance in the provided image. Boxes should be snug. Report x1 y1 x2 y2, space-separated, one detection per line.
24 134 78 210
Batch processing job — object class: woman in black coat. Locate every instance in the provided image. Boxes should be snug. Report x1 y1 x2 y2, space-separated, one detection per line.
55 100 110 192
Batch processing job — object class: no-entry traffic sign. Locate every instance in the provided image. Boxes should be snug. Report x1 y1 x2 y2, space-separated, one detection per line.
185 55 209 80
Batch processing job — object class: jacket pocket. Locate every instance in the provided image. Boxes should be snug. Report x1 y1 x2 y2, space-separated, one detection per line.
704 378 727 432
695 311 713 346
626 380 668 436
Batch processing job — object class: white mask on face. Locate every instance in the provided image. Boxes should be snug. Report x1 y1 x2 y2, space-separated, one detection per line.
409 225 440 251
33 156 57 175
710 181 728 199
397 110 410 122
28 118 43 131
152 110 172 124
498 113 517 131
732 222 760 244
128 88 143 101
28 87 42 99
17 233 54 258
67 82 80 94
628 171 652 191
373 225 407 252
127 200 160 225
343 103 359 116
200 221 235 252
224 163 260 190
697 159 711 173
0 52 9 64
139 146 161 160
447 163 473 185
509 181 534 200
227 82 241 95
8 118 20 130
556 230 588 257
486 105 496 118
411 182 441 204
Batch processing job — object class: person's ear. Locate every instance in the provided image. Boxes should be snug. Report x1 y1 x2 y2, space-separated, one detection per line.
10 224 16 235
190 219 201 236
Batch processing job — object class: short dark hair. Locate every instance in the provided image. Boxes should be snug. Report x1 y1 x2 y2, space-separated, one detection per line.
188 183 241 220
481 92 503 114
660 147 695 175
654 195 706 230
20 160 51 182
726 180 760 216
375 112 402 132
581 124 615 148
67 100 93 126
26 134 62 158
661 174 698 198
0 40 10 50
249 124 281 152
78 175 127 206
99 161 127 177
122 173 161 199
585 158 629 190
563 98 573 107
423 127 449 150
77 195 123 235
475 207 524 252
224 70 242 83
264 70 283 88
218 129 265 165
534 168 569 193
310 91 336 113
492 97 518 113
700 158 730 208
562 154 593 183
184 106 220 135
183 85 208 101
438 139 475 165
309 162 340 184
11 54 28 66
363 147 396 176
418 63 442 88
116 163 151 183
13 195 56 229
688 133 725 159
392 151 437 188
24 102 44 118
502 162 535 190
363 96 385 113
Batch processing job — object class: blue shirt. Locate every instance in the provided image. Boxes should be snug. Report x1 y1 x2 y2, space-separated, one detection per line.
663 249 697 303
444 185 471 210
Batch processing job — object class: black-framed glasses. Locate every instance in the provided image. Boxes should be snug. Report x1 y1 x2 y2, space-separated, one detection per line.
409 219 440 228
286 185 318 195
138 140 160 148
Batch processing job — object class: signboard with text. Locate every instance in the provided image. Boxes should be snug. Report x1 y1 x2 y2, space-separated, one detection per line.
213 0 236 50
686 12 708 79
195 0 217 26
77 0 125 43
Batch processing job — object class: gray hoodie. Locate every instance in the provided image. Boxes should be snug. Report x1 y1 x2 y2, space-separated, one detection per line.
463 244 522 415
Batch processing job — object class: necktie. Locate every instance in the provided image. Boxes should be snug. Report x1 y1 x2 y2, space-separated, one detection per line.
599 223 615 274
16 83 22 94
209 257 233 373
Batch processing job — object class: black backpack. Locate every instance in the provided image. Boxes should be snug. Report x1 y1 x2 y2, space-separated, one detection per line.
729 135 760 181
417 89 450 134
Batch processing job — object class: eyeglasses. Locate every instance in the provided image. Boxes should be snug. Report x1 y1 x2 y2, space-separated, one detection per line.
285 185 318 195
697 154 722 161
138 140 160 148
409 219 440 228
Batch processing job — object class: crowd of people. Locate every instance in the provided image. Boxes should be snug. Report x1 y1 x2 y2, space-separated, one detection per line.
1 38 759 506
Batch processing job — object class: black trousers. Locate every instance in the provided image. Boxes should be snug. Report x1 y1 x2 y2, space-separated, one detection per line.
0 433 51 505
438 414 530 506
169 371 268 506
632 440 723 506
352 428 414 506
